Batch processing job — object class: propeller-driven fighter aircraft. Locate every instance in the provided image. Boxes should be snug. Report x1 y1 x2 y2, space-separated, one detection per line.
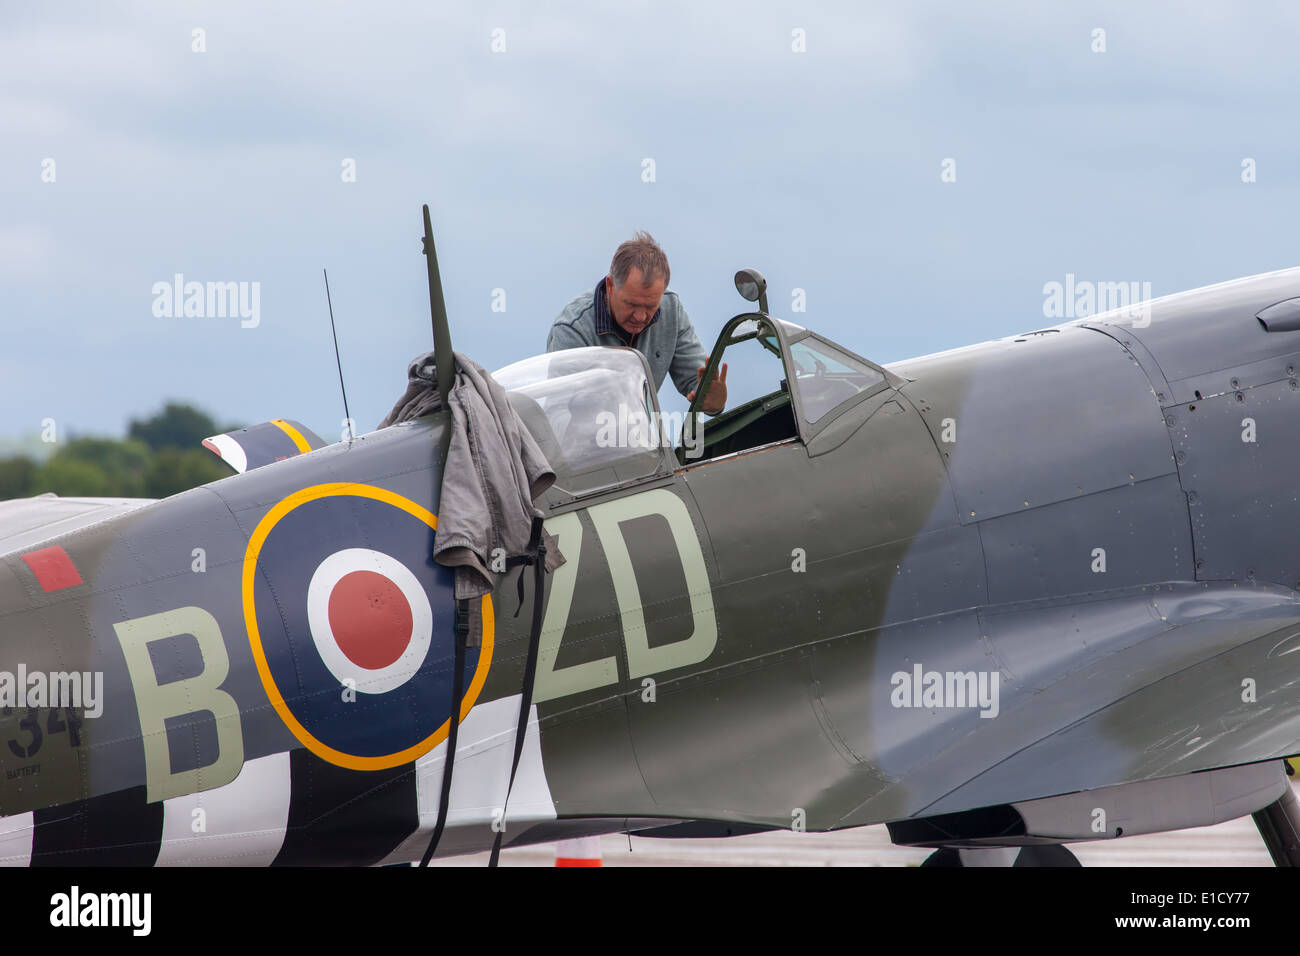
3 212 1300 866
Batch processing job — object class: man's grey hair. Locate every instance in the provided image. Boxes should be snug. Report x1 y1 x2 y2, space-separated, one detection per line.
610 231 670 289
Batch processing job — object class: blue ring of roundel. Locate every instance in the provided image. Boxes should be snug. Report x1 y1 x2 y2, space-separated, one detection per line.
250 493 476 760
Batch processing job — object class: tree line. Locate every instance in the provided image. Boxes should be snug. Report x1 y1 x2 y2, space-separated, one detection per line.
0 403 240 501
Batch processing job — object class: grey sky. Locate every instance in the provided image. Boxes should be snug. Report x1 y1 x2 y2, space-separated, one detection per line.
4 1 1299 444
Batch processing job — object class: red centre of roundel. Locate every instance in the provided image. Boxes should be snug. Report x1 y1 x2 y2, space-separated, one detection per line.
327 570 413 670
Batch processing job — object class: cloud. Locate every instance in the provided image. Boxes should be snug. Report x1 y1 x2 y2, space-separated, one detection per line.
4 0 1300 440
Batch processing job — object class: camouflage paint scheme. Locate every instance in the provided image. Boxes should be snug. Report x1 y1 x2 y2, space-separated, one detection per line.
4 266 1300 864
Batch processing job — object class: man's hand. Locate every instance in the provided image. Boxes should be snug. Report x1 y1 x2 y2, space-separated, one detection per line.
688 357 728 415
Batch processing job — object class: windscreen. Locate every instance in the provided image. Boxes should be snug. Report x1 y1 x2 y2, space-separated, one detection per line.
789 337 886 423
495 347 664 496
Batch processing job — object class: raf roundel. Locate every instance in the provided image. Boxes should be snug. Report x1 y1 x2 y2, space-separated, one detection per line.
242 483 492 770
306 547 433 694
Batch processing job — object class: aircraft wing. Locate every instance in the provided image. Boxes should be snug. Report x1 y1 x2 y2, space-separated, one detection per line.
0 495 155 558
842 583 1300 827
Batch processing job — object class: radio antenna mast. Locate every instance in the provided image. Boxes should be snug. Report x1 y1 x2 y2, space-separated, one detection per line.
323 268 354 441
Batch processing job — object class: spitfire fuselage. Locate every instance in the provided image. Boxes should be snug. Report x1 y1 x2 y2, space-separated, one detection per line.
4 268 1300 864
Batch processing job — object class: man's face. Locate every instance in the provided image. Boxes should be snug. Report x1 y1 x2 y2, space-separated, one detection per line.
605 267 665 337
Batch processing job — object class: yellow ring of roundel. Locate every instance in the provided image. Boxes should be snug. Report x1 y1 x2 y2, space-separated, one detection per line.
242 481 493 771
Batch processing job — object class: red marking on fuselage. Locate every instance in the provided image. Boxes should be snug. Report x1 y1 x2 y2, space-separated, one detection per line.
21 545 84 592
328 570 412 670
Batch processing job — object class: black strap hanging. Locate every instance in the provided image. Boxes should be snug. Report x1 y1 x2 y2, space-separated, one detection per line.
418 598 470 867
418 517 550 867
488 516 548 867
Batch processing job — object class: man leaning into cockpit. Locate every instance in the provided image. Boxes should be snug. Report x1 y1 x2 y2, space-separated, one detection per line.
547 231 727 415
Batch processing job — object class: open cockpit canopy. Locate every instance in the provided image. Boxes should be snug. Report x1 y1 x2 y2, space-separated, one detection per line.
495 347 667 498
495 312 902 490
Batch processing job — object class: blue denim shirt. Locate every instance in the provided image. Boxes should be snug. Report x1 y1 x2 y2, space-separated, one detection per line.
546 280 709 400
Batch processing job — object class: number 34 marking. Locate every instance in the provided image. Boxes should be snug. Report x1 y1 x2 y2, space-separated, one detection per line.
533 488 717 704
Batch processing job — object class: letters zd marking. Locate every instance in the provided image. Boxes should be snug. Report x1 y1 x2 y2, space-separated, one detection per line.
533 488 717 704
